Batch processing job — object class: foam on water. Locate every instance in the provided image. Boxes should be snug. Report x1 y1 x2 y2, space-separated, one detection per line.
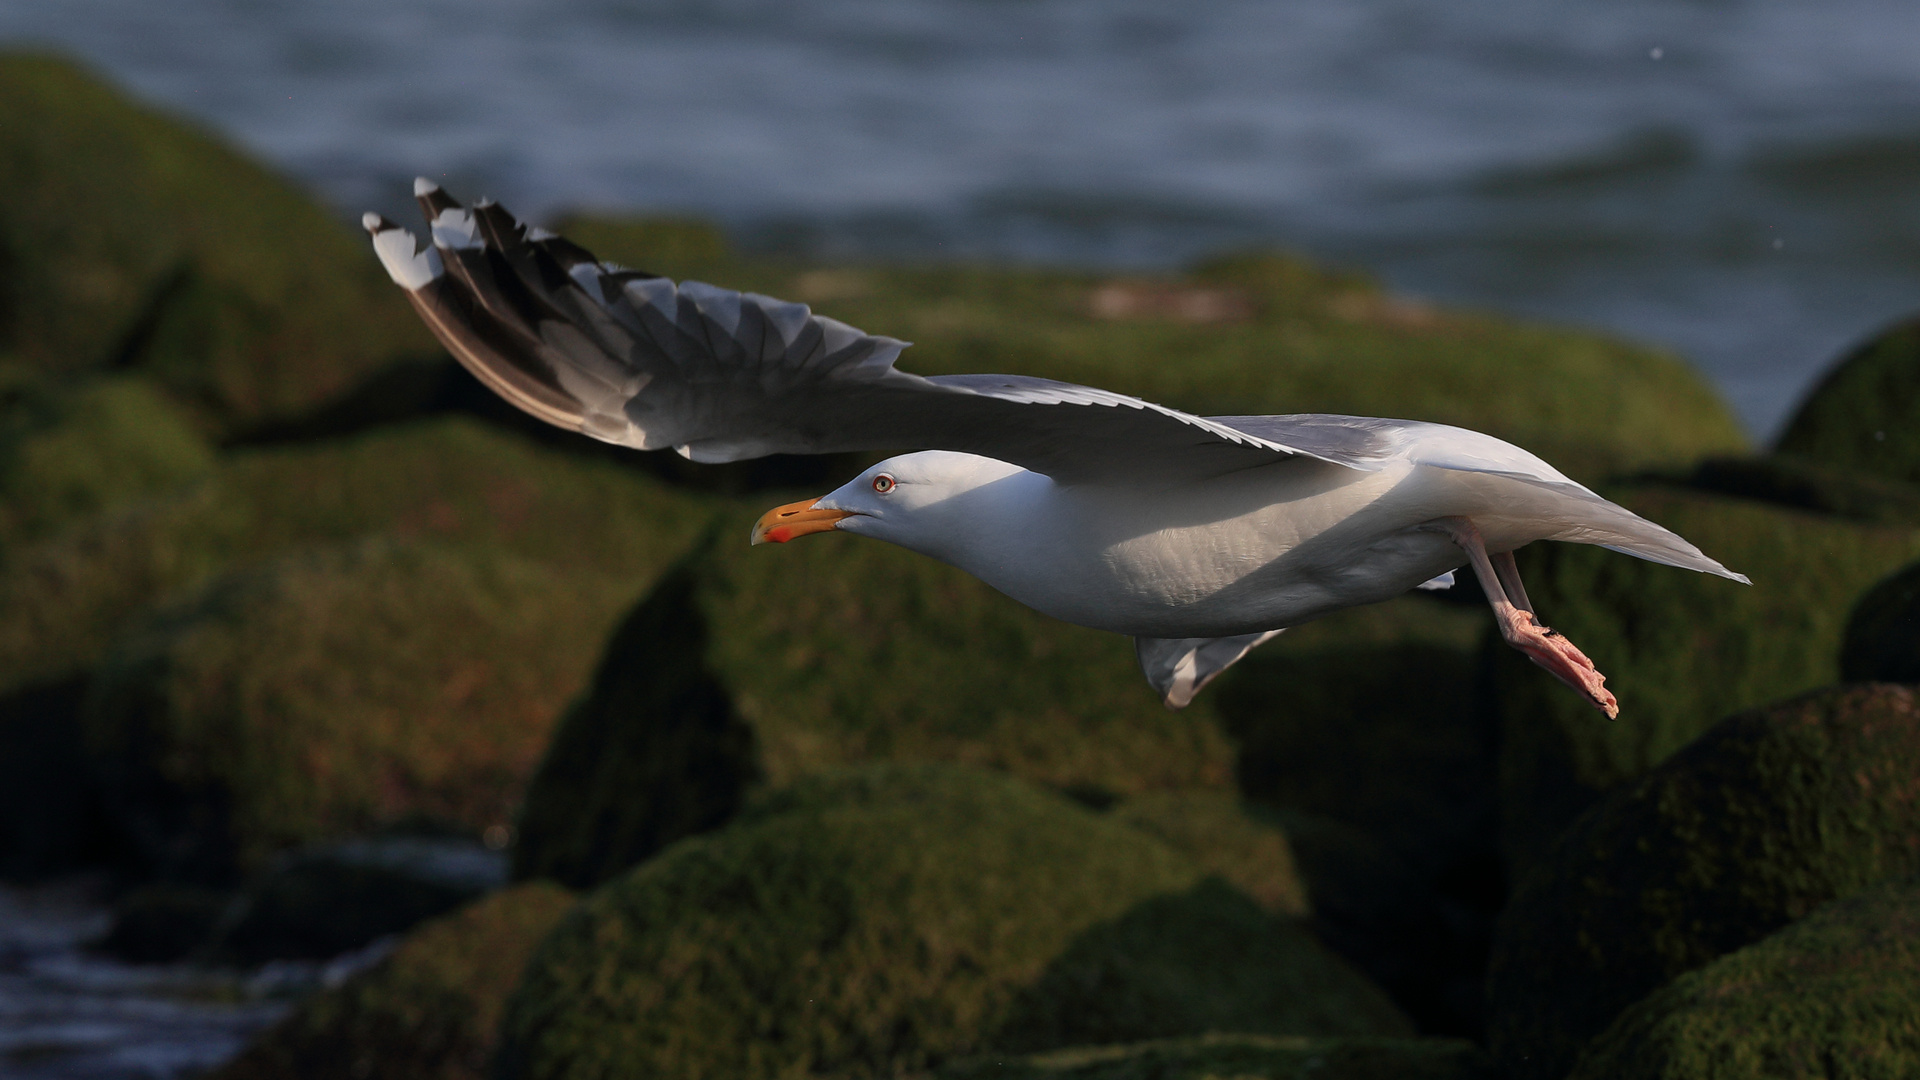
3 0 1919 436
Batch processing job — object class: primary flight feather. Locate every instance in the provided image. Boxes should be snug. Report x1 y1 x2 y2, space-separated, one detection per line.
366 180 1747 715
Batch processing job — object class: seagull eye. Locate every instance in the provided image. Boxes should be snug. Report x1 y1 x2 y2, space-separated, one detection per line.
871 474 896 494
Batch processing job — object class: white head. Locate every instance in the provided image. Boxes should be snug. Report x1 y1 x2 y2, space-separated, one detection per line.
749 451 1034 564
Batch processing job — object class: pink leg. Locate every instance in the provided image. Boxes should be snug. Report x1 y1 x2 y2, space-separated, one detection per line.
1430 518 1618 719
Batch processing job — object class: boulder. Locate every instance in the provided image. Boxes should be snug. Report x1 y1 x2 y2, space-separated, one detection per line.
509 518 1239 890
1776 315 1920 486
1678 453 1920 527
1566 878 1920 1080
0 417 704 699
495 764 1410 1080
0 373 213 553
209 836 507 964
937 1034 1499 1080
1492 485 1920 869
211 882 576 1080
1110 793 1483 1038
0 52 432 432
80 538 635 880
100 881 231 963
1486 683 1920 1080
1843 560 1920 684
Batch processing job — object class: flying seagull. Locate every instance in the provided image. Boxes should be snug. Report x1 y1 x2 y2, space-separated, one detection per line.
364 180 1746 716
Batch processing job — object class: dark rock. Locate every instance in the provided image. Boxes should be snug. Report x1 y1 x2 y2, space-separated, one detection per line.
100 881 231 963
938 1034 1500 1080
0 675 122 879
1492 485 1920 871
1776 315 1920 486
1568 878 1920 1080
209 836 506 965
211 882 575 1080
1486 683 1920 1080
510 521 1242 890
496 764 1409 1080
1843 559 1920 683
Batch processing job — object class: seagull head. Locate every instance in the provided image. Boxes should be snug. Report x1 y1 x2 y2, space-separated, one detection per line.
750 451 1032 558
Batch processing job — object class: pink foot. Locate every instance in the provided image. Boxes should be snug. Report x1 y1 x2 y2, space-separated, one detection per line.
1505 610 1618 719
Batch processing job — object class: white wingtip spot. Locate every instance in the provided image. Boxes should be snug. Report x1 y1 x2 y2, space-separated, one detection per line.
414 176 440 196
370 226 443 289
429 207 482 250
361 211 384 233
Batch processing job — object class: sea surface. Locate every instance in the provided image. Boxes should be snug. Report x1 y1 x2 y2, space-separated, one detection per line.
5 0 1920 437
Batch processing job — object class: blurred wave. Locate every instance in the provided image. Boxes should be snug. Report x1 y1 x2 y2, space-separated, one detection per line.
4 0 1919 435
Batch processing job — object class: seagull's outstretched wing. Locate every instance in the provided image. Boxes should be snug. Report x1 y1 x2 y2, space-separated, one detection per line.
365 181 1354 486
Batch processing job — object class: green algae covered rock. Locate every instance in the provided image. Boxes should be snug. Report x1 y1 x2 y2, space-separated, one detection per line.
1844 560 1920 684
562 223 1747 486
0 52 432 431
1677 454 1920 528
0 418 706 700
938 1034 1498 1080
497 764 1410 1080
81 538 635 879
1486 684 1920 1080
1776 315 1920 486
1567 878 1920 1080
509 514 1238 890
1492 486 1920 869
1109 792 1479 1038
0 374 214 553
212 882 576 1080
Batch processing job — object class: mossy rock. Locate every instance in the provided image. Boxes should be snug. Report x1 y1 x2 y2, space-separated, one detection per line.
211 882 576 1080
563 225 1747 486
0 52 432 431
496 764 1410 1080
0 418 706 699
1677 454 1920 527
81 539 634 880
1493 486 1920 869
510 514 1240 890
1844 560 1920 684
101 881 232 963
210 836 507 964
1109 793 1482 1038
1486 684 1920 1080
1776 315 1920 485
1210 595 1496 881
0 373 214 553
1567 877 1920 1080
938 1034 1498 1080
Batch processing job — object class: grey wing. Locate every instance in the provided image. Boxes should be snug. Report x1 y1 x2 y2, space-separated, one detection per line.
364 181 1365 485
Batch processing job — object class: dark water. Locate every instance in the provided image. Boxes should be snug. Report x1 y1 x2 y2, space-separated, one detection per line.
5 0 1920 435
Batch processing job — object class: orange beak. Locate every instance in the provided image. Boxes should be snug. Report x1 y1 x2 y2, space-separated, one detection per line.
750 497 856 545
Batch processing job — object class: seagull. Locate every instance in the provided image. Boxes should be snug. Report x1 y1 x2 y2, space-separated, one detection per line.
364 180 1747 717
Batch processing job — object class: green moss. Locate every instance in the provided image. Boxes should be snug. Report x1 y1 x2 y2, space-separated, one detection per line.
1486 684 1920 1080
1674 454 1920 527
1108 792 1311 918
1776 316 1920 485
558 222 1748 486
497 764 1408 1080
510 512 1240 890
938 1034 1498 1080
1492 486 1920 869
1569 878 1920 1080
81 539 634 878
0 373 214 553
212 882 576 1080
0 53 433 431
1844 560 1920 684
0 418 707 698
